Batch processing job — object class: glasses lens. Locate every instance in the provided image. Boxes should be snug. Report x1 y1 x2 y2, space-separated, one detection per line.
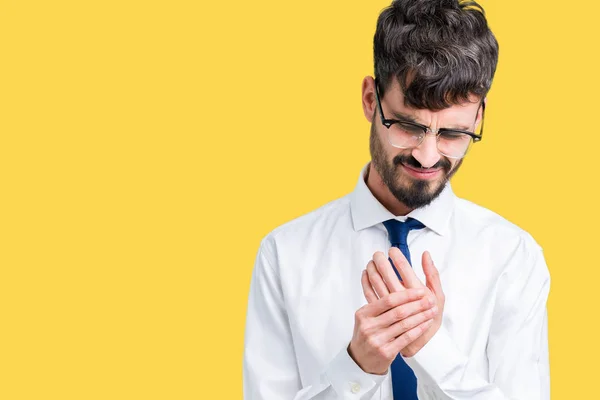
437 131 473 158
388 122 424 148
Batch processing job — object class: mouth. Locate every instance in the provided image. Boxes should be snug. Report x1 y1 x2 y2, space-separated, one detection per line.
401 163 442 180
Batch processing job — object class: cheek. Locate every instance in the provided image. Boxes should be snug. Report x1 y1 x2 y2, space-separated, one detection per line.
374 129 396 162
448 158 463 172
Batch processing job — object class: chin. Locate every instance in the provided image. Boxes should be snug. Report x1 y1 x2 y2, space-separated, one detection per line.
401 174 440 189
403 177 444 198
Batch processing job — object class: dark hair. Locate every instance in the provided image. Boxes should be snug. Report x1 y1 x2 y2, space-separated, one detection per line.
374 0 499 110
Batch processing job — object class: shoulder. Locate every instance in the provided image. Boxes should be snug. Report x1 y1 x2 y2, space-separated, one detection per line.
452 196 549 283
258 194 352 257
453 198 552 301
453 196 542 252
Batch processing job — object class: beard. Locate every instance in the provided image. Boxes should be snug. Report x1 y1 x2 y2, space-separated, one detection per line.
369 122 462 209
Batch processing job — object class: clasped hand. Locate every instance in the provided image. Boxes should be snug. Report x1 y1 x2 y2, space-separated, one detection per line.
347 248 445 375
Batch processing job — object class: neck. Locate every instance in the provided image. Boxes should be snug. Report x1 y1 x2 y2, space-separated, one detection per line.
365 161 413 216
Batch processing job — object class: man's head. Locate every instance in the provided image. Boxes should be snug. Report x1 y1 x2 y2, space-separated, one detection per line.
363 0 499 209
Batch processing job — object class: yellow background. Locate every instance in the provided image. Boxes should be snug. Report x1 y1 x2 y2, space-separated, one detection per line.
0 0 596 398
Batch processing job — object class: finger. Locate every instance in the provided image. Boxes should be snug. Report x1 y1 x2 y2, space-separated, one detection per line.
373 296 436 328
422 251 444 298
381 306 438 342
361 270 378 304
366 260 389 299
384 319 434 355
373 251 404 293
389 247 422 289
364 288 426 317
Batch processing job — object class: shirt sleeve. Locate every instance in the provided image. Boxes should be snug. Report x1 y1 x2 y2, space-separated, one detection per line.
404 239 551 400
243 236 388 400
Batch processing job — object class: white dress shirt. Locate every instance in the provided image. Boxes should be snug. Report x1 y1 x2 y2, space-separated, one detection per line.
243 162 550 400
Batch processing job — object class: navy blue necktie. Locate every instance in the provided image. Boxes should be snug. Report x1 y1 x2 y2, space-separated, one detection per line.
382 217 426 400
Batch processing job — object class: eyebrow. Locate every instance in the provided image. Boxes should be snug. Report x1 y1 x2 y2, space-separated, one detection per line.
391 110 471 131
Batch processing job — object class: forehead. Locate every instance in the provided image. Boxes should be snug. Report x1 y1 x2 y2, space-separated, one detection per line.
383 77 482 122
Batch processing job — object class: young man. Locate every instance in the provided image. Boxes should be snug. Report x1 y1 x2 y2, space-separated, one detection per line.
243 1 550 399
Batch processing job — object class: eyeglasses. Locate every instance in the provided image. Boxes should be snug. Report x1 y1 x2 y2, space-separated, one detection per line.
374 77 485 159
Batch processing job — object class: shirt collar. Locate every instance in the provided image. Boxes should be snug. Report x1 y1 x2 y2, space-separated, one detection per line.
349 161 455 236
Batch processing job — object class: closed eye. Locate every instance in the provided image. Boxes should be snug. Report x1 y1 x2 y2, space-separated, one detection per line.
439 130 472 140
397 122 425 135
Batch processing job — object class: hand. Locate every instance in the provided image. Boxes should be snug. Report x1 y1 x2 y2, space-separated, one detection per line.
365 248 445 358
347 275 436 375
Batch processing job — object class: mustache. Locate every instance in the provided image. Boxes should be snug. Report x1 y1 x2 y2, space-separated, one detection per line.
393 154 452 172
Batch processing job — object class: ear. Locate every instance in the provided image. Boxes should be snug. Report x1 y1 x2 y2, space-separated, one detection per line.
361 76 377 123
475 96 487 127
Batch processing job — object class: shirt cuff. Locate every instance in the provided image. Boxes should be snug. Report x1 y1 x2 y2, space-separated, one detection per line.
325 344 388 399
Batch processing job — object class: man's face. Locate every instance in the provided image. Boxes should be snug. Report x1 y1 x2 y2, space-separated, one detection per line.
368 78 482 209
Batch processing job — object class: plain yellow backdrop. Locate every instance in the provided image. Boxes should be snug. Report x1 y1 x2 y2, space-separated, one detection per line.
0 0 597 398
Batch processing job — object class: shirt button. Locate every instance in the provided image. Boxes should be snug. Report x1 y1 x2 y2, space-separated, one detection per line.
350 382 361 393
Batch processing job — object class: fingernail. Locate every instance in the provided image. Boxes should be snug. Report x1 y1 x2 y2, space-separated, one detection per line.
429 297 436 305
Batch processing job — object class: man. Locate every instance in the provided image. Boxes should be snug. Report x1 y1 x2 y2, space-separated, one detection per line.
243 0 550 399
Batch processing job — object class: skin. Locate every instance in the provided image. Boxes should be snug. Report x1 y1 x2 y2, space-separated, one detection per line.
347 76 483 375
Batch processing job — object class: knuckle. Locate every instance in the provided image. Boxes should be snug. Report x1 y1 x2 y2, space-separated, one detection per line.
376 346 388 360
387 291 399 305
366 334 380 349
396 330 409 344
383 295 395 308
394 306 406 320
358 324 371 338
355 308 363 320
355 307 367 322
405 328 418 341
380 347 394 361
396 319 407 332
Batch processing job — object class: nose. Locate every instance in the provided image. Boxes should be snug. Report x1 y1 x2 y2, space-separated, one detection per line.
411 133 441 168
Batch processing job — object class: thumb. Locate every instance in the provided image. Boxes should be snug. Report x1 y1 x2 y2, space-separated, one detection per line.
422 251 443 297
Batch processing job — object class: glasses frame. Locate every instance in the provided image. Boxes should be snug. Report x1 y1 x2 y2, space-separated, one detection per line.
374 77 485 158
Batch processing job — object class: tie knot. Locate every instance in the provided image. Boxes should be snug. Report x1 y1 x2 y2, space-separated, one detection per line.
382 217 425 246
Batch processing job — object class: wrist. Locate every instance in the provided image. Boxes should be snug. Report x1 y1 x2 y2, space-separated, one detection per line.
347 343 388 375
